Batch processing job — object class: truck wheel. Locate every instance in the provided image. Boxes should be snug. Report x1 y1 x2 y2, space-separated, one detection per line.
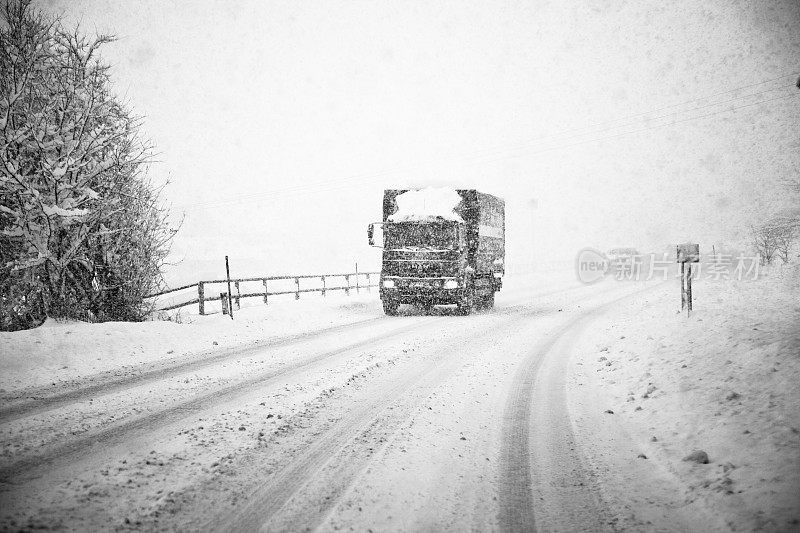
383 300 399 316
483 291 495 309
456 289 474 316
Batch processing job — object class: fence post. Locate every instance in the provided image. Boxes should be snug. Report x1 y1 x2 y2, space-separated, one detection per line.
355 262 360 294
680 262 685 310
262 279 268 305
345 274 350 296
321 276 326 297
235 281 241 309
225 255 233 320
295 277 300 300
686 263 693 316
366 273 370 293
198 282 205 315
221 292 229 315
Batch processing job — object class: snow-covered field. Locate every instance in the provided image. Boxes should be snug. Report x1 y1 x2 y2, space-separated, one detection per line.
0 267 797 531
1 290 380 394
569 265 800 531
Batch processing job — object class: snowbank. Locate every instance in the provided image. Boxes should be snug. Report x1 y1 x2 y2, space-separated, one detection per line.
387 187 464 223
0 270 572 394
0 291 381 392
569 266 800 530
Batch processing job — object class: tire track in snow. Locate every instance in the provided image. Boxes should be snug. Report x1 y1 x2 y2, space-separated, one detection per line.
0 281 591 490
0 279 590 428
200 284 630 532
0 317 384 422
0 318 439 485
0 281 587 424
208 310 544 533
0 280 598 513
497 282 664 532
0 317 386 424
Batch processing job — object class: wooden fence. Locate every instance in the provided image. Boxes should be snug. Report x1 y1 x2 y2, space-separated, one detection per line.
146 271 379 315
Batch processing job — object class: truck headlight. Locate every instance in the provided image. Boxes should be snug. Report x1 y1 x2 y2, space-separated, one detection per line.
443 280 459 289
382 279 396 289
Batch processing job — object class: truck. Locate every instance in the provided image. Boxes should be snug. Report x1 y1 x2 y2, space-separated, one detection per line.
368 188 505 316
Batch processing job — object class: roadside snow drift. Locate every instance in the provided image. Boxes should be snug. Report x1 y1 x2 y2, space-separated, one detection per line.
568 266 800 531
0 292 380 393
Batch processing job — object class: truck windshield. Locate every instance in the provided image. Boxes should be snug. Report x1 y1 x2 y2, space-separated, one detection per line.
384 222 459 250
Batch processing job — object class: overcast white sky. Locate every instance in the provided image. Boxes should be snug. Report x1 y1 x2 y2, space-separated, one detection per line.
46 0 800 284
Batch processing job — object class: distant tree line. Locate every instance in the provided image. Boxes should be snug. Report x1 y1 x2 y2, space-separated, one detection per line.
1 0 178 331
751 172 800 265
751 216 797 265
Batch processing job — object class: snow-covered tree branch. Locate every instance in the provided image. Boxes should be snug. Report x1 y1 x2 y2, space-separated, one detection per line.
1 0 178 330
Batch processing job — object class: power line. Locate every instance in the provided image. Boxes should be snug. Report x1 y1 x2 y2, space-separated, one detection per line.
248 92 800 209
185 91 798 212
467 83 796 162
390 71 799 181
175 74 797 211
173 73 800 213
476 92 800 167
564 72 797 131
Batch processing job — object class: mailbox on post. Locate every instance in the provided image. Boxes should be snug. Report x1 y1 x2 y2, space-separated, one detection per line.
676 243 700 263
676 243 699 314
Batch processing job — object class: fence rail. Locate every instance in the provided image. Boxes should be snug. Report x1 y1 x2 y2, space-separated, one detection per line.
143 282 199 299
147 271 380 315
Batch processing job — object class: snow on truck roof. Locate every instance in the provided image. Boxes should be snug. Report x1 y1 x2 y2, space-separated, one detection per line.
387 187 465 223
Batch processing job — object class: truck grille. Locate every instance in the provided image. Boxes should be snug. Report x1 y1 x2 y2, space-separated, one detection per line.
383 260 459 277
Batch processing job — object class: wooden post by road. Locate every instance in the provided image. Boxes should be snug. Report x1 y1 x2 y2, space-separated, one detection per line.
295 277 300 300
225 256 234 320
680 262 686 310
676 243 698 316
262 279 268 304
686 264 693 315
198 282 205 315
321 276 326 297
355 262 360 294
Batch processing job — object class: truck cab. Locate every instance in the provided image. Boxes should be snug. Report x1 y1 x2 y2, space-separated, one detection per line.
368 188 504 316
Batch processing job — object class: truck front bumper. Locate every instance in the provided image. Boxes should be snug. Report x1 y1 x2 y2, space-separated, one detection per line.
379 277 464 305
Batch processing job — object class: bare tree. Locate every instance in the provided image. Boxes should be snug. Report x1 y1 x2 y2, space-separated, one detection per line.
1 0 178 329
751 211 800 266
751 224 778 265
770 214 799 264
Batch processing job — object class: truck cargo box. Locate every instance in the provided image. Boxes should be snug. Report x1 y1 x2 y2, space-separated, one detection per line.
382 189 505 276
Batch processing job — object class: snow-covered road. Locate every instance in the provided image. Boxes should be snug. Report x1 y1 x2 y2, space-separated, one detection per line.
1 276 773 531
